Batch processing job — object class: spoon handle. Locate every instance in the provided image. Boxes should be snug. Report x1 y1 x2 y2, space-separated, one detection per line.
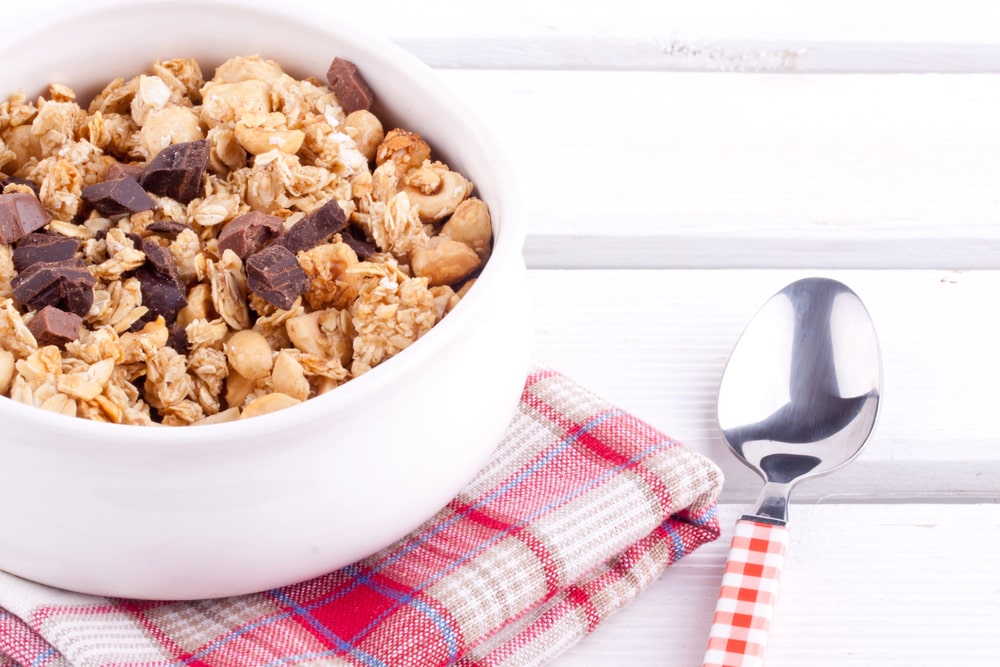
702 518 789 667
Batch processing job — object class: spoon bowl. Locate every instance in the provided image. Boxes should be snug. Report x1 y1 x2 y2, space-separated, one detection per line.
703 277 882 667
718 277 882 522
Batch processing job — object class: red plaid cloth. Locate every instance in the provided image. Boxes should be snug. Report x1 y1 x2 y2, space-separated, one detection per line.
0 367 722 667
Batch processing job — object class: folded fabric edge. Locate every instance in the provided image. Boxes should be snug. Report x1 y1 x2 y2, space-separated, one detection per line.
458 498 722 666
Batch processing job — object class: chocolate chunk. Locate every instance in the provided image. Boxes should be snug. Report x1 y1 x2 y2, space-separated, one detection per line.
135 238 187 322
11 258 95 317
105 161 145 182
135 266 188 323
139 139 209 203
81 176 156 216
146 220 192 236
0 176 41 197
0 192 51 244
13 233 80 271
278 198 347 254
141 238 180 280
217 211 283 259
326 57 374 114
166 323 189 355
246 244 309 310
340 227 378 261
26 305 82 347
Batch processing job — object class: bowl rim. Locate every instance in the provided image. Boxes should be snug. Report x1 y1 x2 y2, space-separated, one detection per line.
0 0 526 448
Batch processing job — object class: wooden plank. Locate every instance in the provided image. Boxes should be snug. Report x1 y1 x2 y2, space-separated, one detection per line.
11 0 1000 72
437 70 1000 269
553 503 1000 666
528 268 1000 503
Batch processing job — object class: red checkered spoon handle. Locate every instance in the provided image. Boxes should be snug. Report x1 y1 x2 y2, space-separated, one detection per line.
702 518 789 667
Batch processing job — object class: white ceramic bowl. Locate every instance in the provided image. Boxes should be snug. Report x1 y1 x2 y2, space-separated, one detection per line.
0 0 531 599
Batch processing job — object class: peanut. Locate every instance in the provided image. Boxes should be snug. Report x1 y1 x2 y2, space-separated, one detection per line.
239 392 301 419
224 329 273 380
344 109 383 162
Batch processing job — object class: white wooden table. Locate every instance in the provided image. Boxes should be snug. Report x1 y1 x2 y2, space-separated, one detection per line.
14 0 1000 664
365 1 999 664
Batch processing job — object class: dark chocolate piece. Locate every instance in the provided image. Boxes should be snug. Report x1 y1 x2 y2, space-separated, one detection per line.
105 161 146 182
13 233 80 271
134 267 188 323
166 323 189 355
146 220 192 236
135 238 187 322
139 139 210 204
0 192 50 244
217 211 283 259
26 305 82 347
0 176 41 197
81 176 156 216
340 227 378 261
140 239 180 280
246 244 309 310
277 198 347 254
11 258 95 317
326 57 374 114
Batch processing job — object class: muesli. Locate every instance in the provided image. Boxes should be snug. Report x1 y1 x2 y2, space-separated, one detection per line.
0 55 491 425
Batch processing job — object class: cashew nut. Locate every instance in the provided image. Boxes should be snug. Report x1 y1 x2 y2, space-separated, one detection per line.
375 128 430 171
441 197 492 259
234 121 304 156
344 109 384 162
410 236 481 287
403 161 473 223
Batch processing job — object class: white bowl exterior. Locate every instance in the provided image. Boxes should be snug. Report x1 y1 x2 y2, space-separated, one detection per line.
0 0 532 598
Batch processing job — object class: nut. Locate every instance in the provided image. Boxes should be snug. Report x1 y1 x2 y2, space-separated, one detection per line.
375 128 430 171
139 105 204 158
224 329 273 380
200 79 271 128
224 369 254 409
271 350 309 401
176 283 213 328
441 197 491 259
404 162 472 222
234 121 305 156
239 392 301 419
344 109 383 162
410 237 482 287
285 310 325 357
0 349 14 395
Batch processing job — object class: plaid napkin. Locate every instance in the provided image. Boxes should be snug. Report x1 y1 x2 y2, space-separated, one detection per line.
0 366 723 667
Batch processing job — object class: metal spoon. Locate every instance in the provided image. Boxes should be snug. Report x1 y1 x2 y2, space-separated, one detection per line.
702 277 882 667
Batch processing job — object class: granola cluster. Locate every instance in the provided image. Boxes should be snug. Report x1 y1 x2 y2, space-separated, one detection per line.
0 55 492 425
